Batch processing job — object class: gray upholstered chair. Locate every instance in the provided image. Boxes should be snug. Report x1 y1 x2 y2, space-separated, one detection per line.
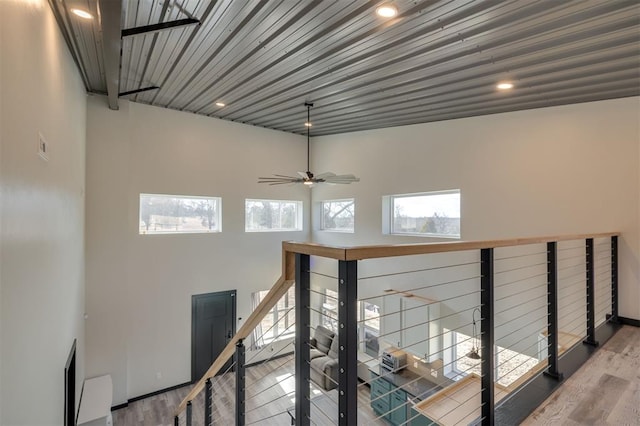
309 325 339 391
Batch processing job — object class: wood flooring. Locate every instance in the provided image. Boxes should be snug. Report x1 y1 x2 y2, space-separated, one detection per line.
522 325 640 426
113 326 639 425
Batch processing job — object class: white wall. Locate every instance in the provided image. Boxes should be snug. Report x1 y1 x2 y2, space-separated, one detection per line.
311 97 640 321
85 97 311 403
0 1 87 424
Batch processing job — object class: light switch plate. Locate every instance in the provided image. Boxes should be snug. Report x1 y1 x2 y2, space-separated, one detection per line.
38 132 49 161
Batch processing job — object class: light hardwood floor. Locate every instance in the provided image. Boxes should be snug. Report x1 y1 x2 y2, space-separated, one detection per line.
113 326 639 425
522 325 640 425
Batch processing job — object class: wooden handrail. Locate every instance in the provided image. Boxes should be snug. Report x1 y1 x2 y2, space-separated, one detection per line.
175 231 618 418
284 232 618 261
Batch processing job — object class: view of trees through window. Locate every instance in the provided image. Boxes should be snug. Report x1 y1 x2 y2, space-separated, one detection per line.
245 199 302 231
139 194 220 234
321 199 355 232
392 191 460 237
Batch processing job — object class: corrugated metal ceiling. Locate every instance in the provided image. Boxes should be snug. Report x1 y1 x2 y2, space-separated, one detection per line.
51 0 640 136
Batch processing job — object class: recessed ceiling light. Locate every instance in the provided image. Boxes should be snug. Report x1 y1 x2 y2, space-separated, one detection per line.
304 122 312 127
71 9 93 19
376 4 398 18
215 102 225 107
496 82 514 90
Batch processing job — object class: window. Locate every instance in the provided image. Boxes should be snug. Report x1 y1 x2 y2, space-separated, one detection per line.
245 199 303 232
139 193 221 234
443 329 539 387
321 199 355 232
321 289 380 356
385 190 460 237
255 287 296 344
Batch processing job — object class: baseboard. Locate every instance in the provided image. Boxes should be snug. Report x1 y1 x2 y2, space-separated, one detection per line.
111 381 192 411
619 316 640 327
245 349 294 368
111 402 128 411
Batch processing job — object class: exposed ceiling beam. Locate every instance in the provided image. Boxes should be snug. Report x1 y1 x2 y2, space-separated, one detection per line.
97 0 122 110
122 18 200 38
119 86 160 97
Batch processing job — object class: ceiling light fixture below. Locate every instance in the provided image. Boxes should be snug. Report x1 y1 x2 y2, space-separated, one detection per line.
258 103 360 186
215 102 225 107
71 8 93 19
376 4 398 18
496 82 514 90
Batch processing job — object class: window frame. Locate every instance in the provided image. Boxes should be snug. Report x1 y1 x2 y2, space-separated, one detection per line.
245 198 303 232
256 287 296 344
139 193 222 235
320 198 355 233
383 189 461 238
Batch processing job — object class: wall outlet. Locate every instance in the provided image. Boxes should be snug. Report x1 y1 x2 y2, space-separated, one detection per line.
38 132 49 161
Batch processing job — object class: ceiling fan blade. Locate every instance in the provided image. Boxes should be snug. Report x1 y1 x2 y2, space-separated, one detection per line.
313 172 336 179
297 171 310 179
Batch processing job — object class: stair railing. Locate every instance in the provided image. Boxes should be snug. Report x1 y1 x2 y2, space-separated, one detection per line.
174 232 620 426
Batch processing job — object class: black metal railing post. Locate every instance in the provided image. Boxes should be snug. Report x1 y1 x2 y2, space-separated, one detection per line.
338 260 358 426
584 238 599 346
174 415 179 426
544 242 563 380
480 248 494 426
611 236 619 323
205 377 213 426
235 339 246 426
295 253 311 426
186 401 192 426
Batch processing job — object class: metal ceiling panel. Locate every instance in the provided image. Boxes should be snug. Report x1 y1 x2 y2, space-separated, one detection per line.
52 0 640 135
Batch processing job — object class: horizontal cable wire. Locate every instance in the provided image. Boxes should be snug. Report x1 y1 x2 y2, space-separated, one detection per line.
595 268 612 279
559 288 588 306
494 261 548 275
494 294 548 316
361 291 480 325
495 312 550 342
309 270 338 280
493 271 548 289
245 389 296 416
556 253 587 262
245 342 295 392
245 307 296 364
494 306 549 332
309 287 335 299
557 262 586 273
494 250 548 261
557 269 588 283
245 404 295 426
557 244 585 251
559 305 587 323
358 261 481 281
561 315 588 333
245 346 295 396
494 282 548 303
359 275 481 302
563 323 587 340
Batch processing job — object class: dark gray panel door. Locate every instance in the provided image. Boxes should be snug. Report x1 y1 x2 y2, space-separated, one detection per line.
192 290 236 382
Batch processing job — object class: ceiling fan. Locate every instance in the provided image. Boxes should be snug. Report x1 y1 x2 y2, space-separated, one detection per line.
258 103 360 186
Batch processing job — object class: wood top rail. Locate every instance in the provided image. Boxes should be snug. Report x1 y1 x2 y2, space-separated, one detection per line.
175 231 618 417
284 232 618 261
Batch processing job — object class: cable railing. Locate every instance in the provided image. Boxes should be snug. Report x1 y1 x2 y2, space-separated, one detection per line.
173 232 621 426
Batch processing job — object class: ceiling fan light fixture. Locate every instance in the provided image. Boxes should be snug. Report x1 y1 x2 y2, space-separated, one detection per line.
496 82 514 90
257 102 359 186
215 101 226 107
376 4 398 18
304 121 312 127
